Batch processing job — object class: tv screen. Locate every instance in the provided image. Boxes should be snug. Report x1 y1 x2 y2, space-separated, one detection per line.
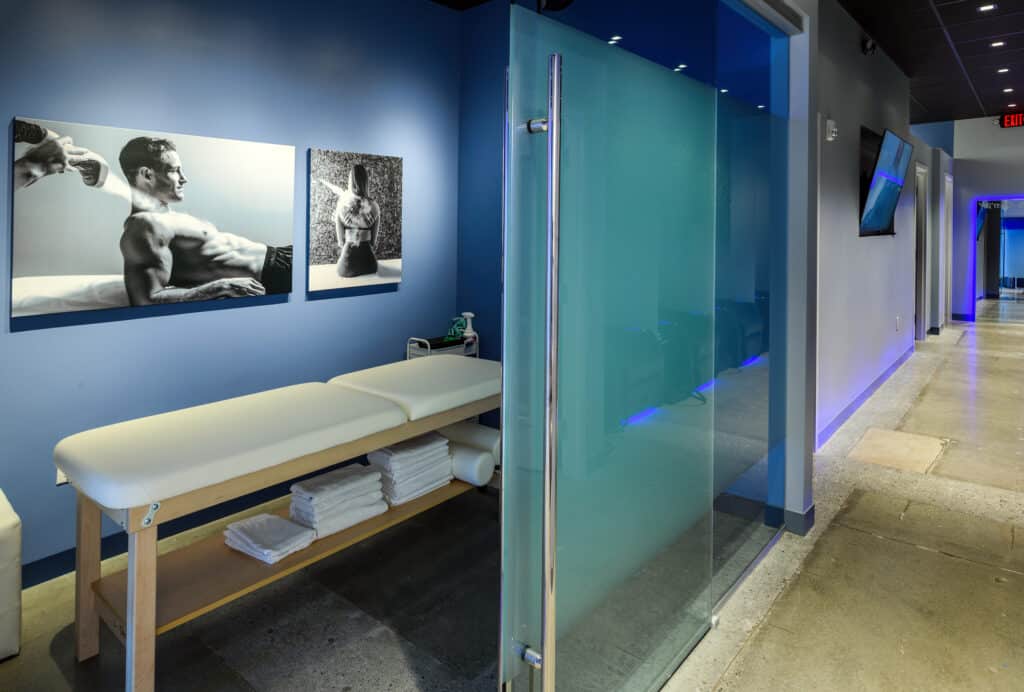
859 129 914 236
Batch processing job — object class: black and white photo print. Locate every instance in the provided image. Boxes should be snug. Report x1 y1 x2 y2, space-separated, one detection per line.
308 149 402 291
11 117 295 319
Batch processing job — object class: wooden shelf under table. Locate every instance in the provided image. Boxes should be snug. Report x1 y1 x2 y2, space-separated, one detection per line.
93 480 473 637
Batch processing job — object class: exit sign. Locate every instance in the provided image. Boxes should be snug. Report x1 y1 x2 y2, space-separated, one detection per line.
1001 112 1024 128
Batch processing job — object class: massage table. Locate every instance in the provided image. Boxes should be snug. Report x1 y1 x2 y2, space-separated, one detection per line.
54 355 501 692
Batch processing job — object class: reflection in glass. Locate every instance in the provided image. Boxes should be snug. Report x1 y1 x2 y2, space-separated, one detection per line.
711 1 788 605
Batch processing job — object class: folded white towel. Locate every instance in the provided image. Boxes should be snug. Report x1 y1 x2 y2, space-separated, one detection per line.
382 461 453 496
368 447 450 475
225 535 305 565
291 480 384 514
371 456 451 486
387 475 454 506
290 465 381 503
290 490 384 525
224 514 315 564
370 433 448 461
292 500 389 538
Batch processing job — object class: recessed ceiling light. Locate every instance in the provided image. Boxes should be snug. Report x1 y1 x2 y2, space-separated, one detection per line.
999 68 1010 73
757 104 766 109
992 41 1006 47
610 35 622 41
608 40 617 45
720 88 729 93
677 64 687 69
979 4 997 12
1009 103 1018 107
1005 87 1014 92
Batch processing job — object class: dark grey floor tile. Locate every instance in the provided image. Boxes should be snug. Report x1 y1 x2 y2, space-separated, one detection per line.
0 620 253 692
192 573 466 691
308 491 501 680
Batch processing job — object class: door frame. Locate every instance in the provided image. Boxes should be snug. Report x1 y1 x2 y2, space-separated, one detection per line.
914 163 930 341
944 174 954 325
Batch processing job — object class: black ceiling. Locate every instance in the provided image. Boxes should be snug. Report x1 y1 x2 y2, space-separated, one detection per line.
431 0 492 9
839 0 1024 123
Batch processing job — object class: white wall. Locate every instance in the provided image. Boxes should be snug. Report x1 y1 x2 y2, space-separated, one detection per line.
952 117 1024 317
815 0 919 436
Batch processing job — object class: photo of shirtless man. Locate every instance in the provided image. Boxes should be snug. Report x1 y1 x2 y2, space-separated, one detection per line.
118 137 292 305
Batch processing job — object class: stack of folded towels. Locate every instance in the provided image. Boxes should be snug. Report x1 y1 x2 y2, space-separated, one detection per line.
224 514 315 565
368 433 453 505
289 464 388 538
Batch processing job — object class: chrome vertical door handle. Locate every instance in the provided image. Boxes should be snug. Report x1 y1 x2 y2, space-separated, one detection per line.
523 52 562 690
542 51 561 692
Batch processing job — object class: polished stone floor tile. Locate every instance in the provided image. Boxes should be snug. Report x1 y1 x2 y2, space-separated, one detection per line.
930 439 1024 493
835 489 1020 571
847 427 945 473
717 494 1024 692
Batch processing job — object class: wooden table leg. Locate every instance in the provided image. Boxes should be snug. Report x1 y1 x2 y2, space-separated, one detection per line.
75 493 101 662
126 526 157 692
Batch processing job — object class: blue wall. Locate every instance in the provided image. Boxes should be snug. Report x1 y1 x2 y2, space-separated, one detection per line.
910 121 954 158
0 0 468 564
457 1 509 362
1005 227 1024 277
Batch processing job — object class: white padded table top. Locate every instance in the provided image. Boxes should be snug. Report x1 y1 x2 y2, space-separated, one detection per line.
54 383 406 509
329 356 502 421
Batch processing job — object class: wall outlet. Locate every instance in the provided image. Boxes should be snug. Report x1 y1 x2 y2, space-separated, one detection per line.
896 315 902 332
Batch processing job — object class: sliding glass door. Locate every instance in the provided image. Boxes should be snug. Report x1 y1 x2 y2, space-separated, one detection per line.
500 2 792 689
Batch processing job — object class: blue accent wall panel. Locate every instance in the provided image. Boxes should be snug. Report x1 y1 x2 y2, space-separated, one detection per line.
910 121 954 158
457 1 509 362
0 0 463 563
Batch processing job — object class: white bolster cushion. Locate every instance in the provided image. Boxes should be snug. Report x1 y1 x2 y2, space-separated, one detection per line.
54 383 407 509
328 356 502 421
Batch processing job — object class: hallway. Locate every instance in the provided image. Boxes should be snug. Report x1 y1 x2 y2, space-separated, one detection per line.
667 304 1024 691
898 305 1024 493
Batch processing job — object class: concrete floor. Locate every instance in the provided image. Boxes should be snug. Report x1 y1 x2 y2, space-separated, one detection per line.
899 315 1024 493
717 490 1024 691
665 302 1024 691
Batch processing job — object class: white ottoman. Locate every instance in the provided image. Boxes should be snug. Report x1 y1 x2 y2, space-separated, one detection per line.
0 490 20 660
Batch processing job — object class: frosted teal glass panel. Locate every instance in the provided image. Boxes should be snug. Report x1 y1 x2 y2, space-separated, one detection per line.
500 5 548 685
502 5 717 690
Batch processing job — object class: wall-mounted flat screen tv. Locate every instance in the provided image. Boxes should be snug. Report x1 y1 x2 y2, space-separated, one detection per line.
859 128 914 237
